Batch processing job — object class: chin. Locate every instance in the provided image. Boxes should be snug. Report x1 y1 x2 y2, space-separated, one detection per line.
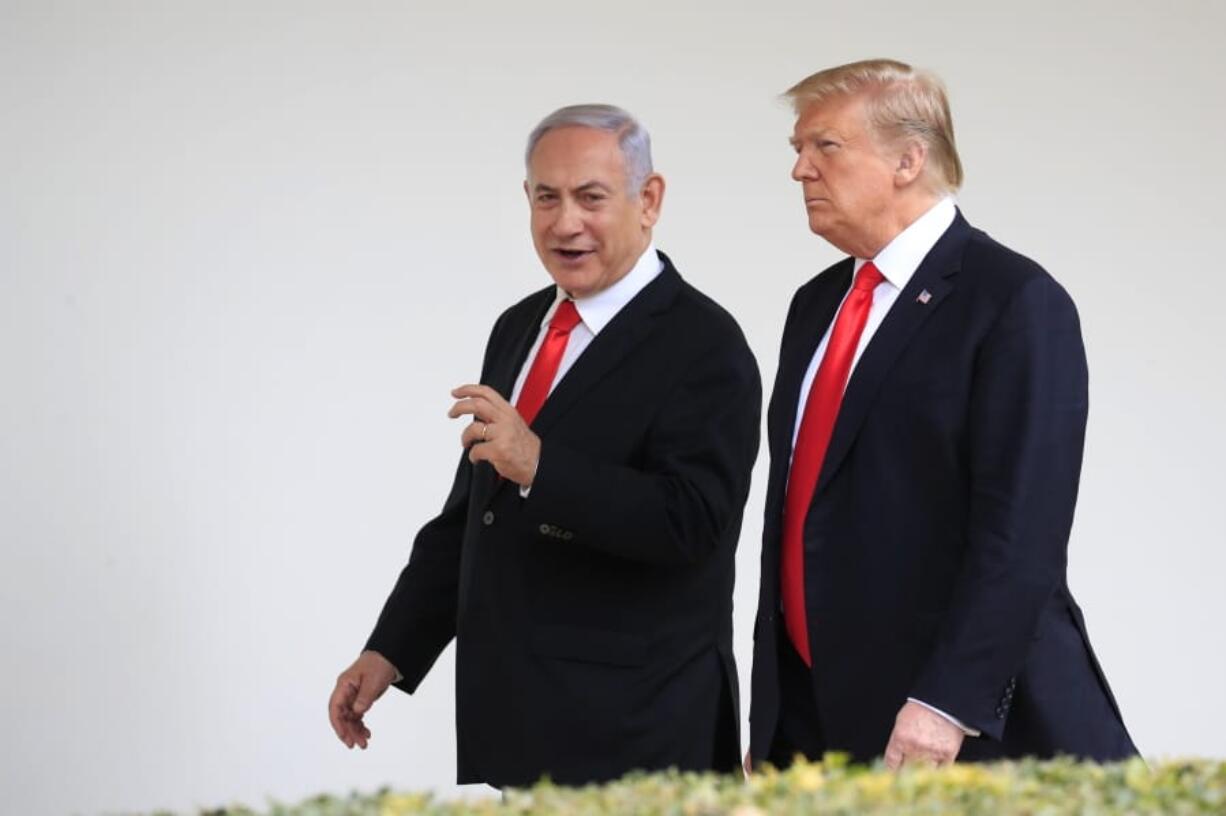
547 269 600 298
807 216 833 238
807 210 846 236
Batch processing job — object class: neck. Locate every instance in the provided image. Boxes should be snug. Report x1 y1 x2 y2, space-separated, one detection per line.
856 192 942 259
566 234 653 300
605 233 653 288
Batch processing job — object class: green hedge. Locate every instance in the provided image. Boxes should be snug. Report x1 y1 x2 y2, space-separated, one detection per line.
153 756 1226 815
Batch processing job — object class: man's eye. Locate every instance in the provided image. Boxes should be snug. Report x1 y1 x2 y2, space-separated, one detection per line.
818 140 839 151
583 194 606 204
536 194 556 203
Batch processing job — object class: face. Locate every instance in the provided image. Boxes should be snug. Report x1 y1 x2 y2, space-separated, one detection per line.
790 93 904 258
526 126 662 299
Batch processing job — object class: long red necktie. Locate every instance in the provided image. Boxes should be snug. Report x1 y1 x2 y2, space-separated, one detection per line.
781 261 884 666
515 299 582 426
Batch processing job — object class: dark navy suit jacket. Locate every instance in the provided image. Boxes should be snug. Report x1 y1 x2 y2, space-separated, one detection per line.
749 213 1136 763
367 253 761 787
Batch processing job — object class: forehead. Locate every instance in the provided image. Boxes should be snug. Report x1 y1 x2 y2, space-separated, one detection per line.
792 93 870 139
527 126 627 185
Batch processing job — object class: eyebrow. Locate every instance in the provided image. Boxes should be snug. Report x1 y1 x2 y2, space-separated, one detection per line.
791 128 840 146
532 180 614 194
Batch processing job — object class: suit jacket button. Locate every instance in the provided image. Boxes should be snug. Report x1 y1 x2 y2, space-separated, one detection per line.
482 510 495 526
995 706 1005 718
539 523 551 535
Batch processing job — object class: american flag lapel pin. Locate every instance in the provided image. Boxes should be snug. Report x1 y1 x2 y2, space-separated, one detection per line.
917 289 932 304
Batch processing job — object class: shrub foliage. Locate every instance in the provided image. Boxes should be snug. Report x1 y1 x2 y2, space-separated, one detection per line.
150 755 1226 815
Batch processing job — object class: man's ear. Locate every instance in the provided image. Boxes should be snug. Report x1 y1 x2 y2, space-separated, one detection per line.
523 179 531 202
638 174 666 228
895 141 928 188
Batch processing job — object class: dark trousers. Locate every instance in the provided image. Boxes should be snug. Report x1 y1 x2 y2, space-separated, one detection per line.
765 625 826 769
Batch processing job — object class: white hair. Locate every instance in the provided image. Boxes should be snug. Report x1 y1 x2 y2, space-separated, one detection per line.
525 104 654 191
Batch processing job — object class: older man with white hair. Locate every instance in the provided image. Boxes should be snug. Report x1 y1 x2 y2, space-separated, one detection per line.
329 104 760 788
748 59 1137 771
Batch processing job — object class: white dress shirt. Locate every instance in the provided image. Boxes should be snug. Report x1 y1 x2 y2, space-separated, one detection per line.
791 196 956 446
511 242 663 405
788 196 980 737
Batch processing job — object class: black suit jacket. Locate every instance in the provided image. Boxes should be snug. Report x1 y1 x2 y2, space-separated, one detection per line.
749 213 1136 763
367 252 761 787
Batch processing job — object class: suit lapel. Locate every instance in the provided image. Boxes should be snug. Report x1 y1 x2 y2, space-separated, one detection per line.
487 290 554 401
530 255 682 436
814 213 972 496
766 260 853 512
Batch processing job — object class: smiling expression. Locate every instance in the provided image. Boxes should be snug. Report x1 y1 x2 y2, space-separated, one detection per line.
526 126 661 299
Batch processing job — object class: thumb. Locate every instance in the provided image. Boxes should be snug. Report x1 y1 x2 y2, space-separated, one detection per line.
352 673 382 715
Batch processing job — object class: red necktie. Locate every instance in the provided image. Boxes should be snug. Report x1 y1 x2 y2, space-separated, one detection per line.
781 261 884 666
515 299 583 426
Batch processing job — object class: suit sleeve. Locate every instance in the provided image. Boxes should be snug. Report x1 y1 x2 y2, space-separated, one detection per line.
909 272 1089 739
523 330 762 566
364 450 470 694
362 311 511 693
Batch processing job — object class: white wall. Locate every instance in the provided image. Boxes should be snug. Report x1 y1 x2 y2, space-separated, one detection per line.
3 2 1224 814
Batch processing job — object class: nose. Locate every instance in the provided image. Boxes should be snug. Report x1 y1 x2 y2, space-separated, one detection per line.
551 199 584 238
792 151 818 182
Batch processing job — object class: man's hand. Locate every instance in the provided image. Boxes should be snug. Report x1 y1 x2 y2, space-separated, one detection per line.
449 384 541 486
883 700 965 770
328 650 397 749
743 748 753 775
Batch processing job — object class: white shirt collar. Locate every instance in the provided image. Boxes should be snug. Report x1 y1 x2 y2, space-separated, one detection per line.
544 242 663 335
854 196 957 289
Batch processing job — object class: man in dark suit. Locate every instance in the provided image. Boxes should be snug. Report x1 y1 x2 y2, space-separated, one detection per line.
748 59 1137 770
328 104 760 788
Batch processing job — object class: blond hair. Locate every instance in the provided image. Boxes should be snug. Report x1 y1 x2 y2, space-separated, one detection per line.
785 59 963 192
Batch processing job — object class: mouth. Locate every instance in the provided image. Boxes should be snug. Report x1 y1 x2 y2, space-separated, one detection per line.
552 248 594 262
804 197 828 207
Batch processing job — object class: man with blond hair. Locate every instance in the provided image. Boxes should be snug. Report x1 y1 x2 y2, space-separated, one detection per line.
748 59 1136 770
328 104 759 788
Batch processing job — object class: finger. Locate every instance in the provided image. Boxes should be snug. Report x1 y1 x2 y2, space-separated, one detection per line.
451 384 508 408
446 398 477 420
884 737 905 771
328 678 359 743
353 677 378 716
447 396 497 421
469 442 493 466
460 421 490 448
342 712 366 748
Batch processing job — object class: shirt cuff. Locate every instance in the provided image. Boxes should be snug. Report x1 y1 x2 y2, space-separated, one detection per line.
907 697 982 737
